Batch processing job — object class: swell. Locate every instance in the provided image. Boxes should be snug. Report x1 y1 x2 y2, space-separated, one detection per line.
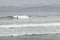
0 15 58 19
0 16 14 19
0 15 30 19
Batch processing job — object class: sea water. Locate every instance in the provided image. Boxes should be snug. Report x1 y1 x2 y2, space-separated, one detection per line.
0 14 60 36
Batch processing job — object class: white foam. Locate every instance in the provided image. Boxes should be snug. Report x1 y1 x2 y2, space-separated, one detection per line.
0 22 60 28
13 15 30 19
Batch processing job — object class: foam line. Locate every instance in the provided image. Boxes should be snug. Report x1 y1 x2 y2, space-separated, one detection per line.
0 22 60 28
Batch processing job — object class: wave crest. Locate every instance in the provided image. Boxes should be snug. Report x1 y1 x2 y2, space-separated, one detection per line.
0 15 30 19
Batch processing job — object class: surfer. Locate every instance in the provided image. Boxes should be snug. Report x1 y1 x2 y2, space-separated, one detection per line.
17 16 18 19
29 15 31 18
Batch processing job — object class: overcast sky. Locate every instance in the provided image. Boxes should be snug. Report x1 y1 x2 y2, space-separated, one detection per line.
0 0 60 7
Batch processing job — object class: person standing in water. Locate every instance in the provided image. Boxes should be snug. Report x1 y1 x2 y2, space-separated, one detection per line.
17 16 18 19
16 16 18 24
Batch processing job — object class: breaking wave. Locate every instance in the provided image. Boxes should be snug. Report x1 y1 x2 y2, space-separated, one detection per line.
0 22 60 36
0 22 60 28
0 15 30 19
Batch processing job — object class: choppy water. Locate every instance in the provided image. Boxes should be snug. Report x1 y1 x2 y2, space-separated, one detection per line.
0 15 60 36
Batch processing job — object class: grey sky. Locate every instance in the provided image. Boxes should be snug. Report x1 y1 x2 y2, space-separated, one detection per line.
0 0 60 7
0 0 60 16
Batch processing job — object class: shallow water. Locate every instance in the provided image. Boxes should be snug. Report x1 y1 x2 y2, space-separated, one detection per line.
0 33 60 40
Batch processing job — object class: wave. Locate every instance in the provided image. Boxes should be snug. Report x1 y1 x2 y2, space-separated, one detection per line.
0 22 60 28
0 15 31 19
0 22 60 36
13 15 30 19
0 15 59 19
0 16 13 18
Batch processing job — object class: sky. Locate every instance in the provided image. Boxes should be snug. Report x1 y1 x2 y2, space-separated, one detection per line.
0 0 60 15
0 0 60 7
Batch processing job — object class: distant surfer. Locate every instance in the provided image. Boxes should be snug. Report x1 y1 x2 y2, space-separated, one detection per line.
17 16 18 19
29 15 31 18
26 15 31 18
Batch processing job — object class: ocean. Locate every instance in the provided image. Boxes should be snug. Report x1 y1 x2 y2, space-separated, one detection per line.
0 14 60 36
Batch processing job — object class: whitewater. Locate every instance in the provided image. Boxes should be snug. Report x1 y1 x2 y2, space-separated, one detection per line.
0 15 60 36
